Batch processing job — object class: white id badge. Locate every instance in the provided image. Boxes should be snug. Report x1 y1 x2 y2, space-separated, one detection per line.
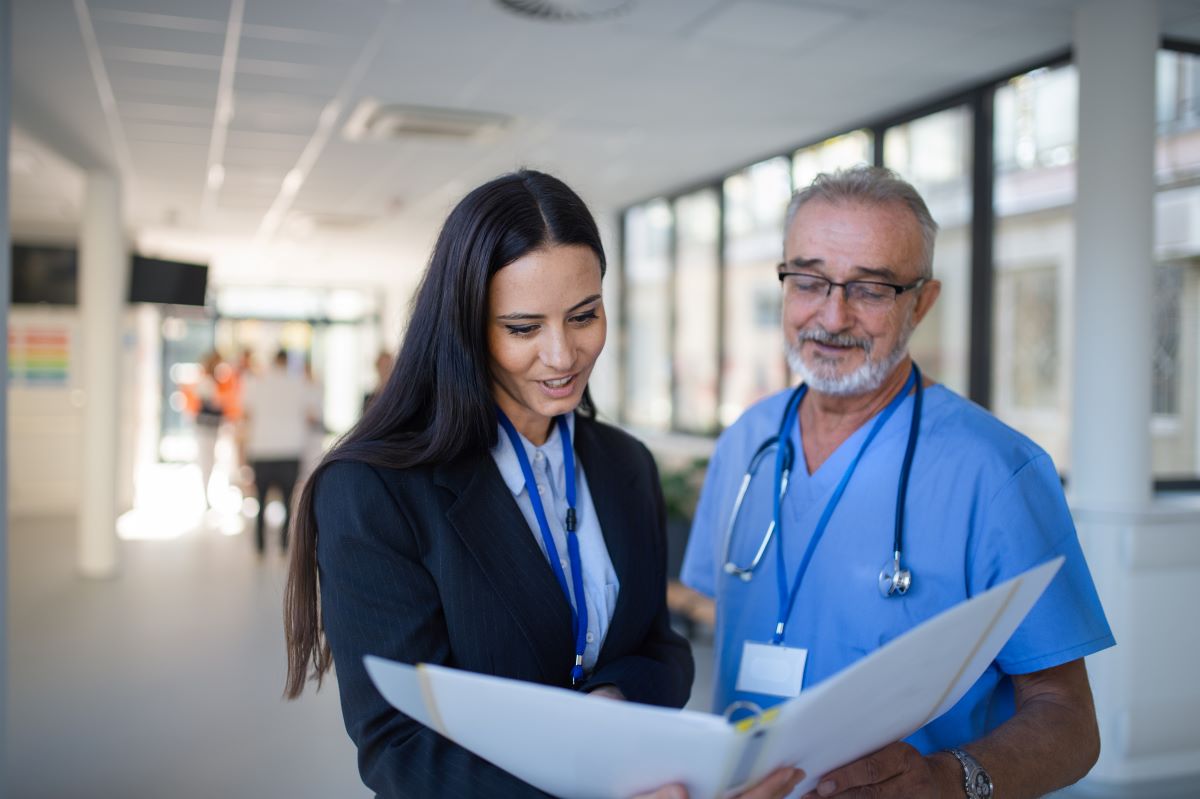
734 641 808 698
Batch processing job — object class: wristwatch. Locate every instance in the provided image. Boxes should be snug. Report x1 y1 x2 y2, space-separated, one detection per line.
947 748 994 799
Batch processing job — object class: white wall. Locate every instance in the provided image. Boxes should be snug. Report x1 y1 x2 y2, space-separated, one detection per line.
7 303 149 518
7 305 84 516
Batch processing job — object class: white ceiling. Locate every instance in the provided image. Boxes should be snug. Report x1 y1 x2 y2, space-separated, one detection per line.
9 0 1200 290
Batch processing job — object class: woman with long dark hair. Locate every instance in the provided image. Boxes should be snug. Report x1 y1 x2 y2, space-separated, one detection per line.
282 170 694 797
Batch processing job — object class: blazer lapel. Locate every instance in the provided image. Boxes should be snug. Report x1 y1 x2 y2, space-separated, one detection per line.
434 451 576 684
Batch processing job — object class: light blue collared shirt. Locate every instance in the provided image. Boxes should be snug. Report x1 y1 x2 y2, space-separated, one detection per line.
491 413 619 671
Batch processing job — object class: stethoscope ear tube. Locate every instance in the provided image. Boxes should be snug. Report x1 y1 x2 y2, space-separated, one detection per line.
721 436 794 580
720 389 803 581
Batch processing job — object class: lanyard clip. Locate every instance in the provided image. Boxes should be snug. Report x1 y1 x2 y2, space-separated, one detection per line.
566 507 577 533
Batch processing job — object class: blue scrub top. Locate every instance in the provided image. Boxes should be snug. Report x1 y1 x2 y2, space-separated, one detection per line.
680 384 1115 754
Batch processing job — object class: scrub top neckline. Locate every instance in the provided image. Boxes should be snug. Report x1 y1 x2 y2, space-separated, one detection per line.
793 385 922 491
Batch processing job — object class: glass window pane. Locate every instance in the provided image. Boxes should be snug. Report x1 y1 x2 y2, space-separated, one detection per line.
673 188 721 434
720 157 791 426
1155 50 1200 477
884 106 973 396
792 130 873 190
992 64 1077 468
623 200 673 429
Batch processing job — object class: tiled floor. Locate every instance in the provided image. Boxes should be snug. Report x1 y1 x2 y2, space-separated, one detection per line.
5 515 368 799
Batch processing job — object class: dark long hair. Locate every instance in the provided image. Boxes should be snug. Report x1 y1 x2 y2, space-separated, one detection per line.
284 169 607 698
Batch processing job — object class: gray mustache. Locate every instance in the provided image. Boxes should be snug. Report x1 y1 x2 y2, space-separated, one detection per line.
795 329 873 353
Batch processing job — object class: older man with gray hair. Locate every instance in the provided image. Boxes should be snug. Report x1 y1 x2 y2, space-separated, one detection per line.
679 166 1114 799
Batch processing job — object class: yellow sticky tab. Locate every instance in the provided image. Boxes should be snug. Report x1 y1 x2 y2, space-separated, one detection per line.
733 707 780 733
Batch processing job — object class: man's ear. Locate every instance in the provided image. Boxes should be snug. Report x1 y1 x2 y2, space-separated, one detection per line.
912 279 941 327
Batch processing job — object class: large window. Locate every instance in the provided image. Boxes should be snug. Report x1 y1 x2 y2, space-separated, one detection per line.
618 45 1200 485
992 64 1078 468
720 157 791 426
622 200 673 429
792 129 872 190
884 106 973 396
673 189 721 434
1153 50 1200 478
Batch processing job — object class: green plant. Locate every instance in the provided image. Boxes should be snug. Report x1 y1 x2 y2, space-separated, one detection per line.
659 456 710 523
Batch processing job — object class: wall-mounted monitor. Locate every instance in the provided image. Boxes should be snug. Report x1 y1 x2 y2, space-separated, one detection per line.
11 245 78 305
128 255 208 307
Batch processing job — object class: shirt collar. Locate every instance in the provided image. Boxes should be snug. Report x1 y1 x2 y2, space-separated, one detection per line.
492 413 575 497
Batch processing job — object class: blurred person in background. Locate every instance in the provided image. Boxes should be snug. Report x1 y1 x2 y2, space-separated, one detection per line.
243 349 312 554
300 356 327 483
230 347 255 481
281 170 794 799
362 349 395 413
191 351 225 509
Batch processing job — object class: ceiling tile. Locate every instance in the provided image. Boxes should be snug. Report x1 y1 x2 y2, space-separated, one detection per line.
92 18 225 57
690 0 856 51
119 101 214 126
223 145 305 169
223 129 310 151
123 122 211 145
231 69 341 96
89 0 231 23
89 7 226 34
108 75 220 105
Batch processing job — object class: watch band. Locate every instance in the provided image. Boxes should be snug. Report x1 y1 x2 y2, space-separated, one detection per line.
947 748 994 799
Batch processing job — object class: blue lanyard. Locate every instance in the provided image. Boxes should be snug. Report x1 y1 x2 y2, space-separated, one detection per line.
771 365 918 644
495 410 588 685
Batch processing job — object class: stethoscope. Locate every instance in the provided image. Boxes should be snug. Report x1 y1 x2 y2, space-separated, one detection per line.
720 363 924 600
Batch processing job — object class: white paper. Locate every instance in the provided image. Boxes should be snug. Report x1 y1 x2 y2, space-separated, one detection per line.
745 557 1063 796
364 656 737 798
364 557 1064 799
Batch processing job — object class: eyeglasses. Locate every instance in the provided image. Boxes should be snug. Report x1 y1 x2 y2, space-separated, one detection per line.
777 270 927 311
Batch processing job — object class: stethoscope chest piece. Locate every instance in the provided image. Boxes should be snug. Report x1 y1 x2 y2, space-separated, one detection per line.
878 554 913 597
724 561 755 582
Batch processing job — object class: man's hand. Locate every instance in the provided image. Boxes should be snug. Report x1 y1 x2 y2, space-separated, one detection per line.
801 741 958 798
634 767 805 799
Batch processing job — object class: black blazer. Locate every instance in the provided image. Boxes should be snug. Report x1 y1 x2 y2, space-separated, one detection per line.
315 415 694 798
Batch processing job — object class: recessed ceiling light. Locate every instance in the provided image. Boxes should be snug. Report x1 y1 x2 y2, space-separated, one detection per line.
494 0 634 21
343 100 511 142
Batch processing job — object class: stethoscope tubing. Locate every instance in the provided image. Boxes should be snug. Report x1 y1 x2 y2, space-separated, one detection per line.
722 440 792 581
721 364 923 606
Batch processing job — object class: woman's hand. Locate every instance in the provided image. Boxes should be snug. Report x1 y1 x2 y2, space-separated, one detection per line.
587 685 626 701
633 767 805 799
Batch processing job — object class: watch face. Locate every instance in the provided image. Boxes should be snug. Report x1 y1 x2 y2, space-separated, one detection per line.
970 771 994 798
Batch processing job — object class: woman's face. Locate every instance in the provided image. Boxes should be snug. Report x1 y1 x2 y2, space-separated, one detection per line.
487 243 606 443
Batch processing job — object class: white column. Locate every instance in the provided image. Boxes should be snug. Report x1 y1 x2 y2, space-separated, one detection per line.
77 172 125 578
1070 0 1156 509
1 0 12 777
1071 4 1200 797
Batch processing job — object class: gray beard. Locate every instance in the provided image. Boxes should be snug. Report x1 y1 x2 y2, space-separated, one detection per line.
785 314 916 397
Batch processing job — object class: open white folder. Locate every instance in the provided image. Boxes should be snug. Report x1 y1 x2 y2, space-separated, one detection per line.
364 557 1063 799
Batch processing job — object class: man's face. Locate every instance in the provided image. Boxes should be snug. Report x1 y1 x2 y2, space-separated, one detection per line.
781 199 940 396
